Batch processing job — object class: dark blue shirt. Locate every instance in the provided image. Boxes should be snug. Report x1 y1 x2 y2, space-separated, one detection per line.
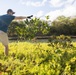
0 14 15 32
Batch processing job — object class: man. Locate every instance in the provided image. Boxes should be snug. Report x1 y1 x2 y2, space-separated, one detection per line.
0 9 32 56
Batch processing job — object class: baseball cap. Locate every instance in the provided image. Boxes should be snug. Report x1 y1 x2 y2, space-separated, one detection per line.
7 9 15 14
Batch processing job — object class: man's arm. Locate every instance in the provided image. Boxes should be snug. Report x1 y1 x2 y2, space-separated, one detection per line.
14 16 27 20
14 15 33 20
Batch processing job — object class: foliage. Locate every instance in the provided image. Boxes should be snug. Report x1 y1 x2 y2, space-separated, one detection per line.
8 16 76 40
8 21 19 37
8 18 50 40
0 41 76 75
48 35 73 48
49 16 76 35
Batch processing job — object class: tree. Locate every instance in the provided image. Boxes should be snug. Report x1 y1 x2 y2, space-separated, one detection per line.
49 16 76 35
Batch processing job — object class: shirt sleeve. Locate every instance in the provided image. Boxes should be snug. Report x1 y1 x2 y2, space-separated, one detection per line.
11 16 15 20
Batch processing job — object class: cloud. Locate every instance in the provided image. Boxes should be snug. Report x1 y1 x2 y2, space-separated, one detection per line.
35 10 44 17
63 5 76 16
19 0 76 21
49 0 64 7
67 0 75 4
32 0 47 7
46 4 76 21
49 0 76 7
19 0 47 7
46 10 62 21
43 0 76 21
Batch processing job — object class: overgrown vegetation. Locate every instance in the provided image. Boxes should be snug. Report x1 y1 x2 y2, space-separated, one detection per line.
0 40 76 75
8 18 50 40
1 16 75 75
49 16 76 35
8 16 76 40
48 35 73 48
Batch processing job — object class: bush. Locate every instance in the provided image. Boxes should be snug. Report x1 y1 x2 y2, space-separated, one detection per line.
8 18 50 40
0 42 76 75
48 35 73 48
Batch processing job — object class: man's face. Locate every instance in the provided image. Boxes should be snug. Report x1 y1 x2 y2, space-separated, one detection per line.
8 12 13 15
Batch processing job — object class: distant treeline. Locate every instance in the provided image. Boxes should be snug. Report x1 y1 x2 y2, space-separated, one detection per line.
8 16 76 39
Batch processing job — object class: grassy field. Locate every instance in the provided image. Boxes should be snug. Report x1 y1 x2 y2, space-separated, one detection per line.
0 41 76 75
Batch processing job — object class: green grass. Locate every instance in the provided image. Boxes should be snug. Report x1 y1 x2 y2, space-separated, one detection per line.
0 42 76 75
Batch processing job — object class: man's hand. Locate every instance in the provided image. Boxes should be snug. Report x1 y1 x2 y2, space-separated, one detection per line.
27 15 33 19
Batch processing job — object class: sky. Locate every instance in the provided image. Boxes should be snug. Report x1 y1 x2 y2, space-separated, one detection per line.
0 0 76 21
